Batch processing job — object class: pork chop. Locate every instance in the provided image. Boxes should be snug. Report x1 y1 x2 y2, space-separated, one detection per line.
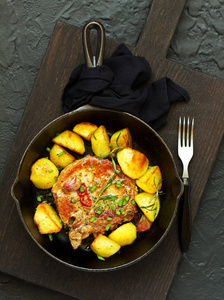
51 156 138 250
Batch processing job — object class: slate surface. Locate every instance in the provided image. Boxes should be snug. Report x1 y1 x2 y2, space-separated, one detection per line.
0 0 224 299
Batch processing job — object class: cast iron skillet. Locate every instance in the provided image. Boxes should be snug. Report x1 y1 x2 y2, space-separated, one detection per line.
11 21 183 271
11 104 183 271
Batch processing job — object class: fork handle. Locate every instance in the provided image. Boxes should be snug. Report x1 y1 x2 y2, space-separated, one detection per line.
179 178 192 253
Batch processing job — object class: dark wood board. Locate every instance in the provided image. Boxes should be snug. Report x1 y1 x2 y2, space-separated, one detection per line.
0 0 223 299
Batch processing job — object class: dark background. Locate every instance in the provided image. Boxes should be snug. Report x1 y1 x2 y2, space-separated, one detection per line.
0 0 223 299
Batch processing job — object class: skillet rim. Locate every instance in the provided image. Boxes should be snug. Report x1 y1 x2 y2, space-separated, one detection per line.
11 105 184 271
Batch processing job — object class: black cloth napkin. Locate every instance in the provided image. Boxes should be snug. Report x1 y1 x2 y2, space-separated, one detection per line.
62 43 189 129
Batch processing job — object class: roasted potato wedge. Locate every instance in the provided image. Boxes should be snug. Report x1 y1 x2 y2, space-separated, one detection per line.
108 222 137 246
34 203 62 234
90 234 121 258
49 144 76 168
135 192 160 222
73 122 98 141
30 158 59 189
110 128 132 150
136 165 162 193
117 148 149 179
52 130 85 155
91 125 111 157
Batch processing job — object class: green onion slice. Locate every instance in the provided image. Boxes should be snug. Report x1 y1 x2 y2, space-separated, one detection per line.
97 255 105 261
91 185 97 192
57 150 66 157
106 224 111 231
80 186 85 192
48 234 53 241
90 217 96 222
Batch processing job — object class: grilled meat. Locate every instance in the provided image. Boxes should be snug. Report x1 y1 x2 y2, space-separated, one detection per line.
51 156 138 250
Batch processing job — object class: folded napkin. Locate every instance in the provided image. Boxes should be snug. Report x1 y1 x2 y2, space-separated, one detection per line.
62 43 189 129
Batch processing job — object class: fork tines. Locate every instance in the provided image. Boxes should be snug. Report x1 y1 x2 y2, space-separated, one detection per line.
178 117 194 148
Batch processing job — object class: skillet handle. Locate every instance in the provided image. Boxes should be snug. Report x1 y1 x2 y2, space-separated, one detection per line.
82 20 105 68
179 178 192 253
11 176 23 205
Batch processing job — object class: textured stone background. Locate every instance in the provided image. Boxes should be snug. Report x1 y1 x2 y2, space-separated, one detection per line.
0 0 223 299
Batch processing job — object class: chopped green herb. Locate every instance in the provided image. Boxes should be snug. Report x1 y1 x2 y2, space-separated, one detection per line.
64 225 68 230
37 196 42 202
90 217 96 222
106 224 111 231
118 200 123 207
97 255 105 261
46 147 51 152
131 199 135 205
91 185 97 192
90 163 94 168
122 199 128 206
116 180 122 188
54 176 57 180
115 169 121 174
57 150 66 157
59 219 63 224
80 186 85 192
110 205 115 210
48 234 53 241
107 217 112 221
57 166 63 171
56 132 60 136
47 192 52 197
116 211 121 215
71 198 76 203
122 196 129 205
120 208 125 215
96 209 102 215
48 169 54 173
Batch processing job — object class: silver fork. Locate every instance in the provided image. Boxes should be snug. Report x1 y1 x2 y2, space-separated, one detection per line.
178 117 194 252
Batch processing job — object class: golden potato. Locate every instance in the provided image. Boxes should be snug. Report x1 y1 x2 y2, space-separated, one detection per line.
52 130 85 155
135 192 160 222
136 166 162 193
90 234 121 258
34 202 62 234
73 122 98 141
117 148 149 179
91 125 111 157
108 222 137 246
49 144 76 168
110 128 132 150
30 158 59 189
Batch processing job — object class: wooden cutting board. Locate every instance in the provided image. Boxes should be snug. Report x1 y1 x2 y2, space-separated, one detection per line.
0 0 223 299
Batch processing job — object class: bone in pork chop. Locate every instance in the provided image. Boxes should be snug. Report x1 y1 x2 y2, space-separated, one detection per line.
51 156 138 250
